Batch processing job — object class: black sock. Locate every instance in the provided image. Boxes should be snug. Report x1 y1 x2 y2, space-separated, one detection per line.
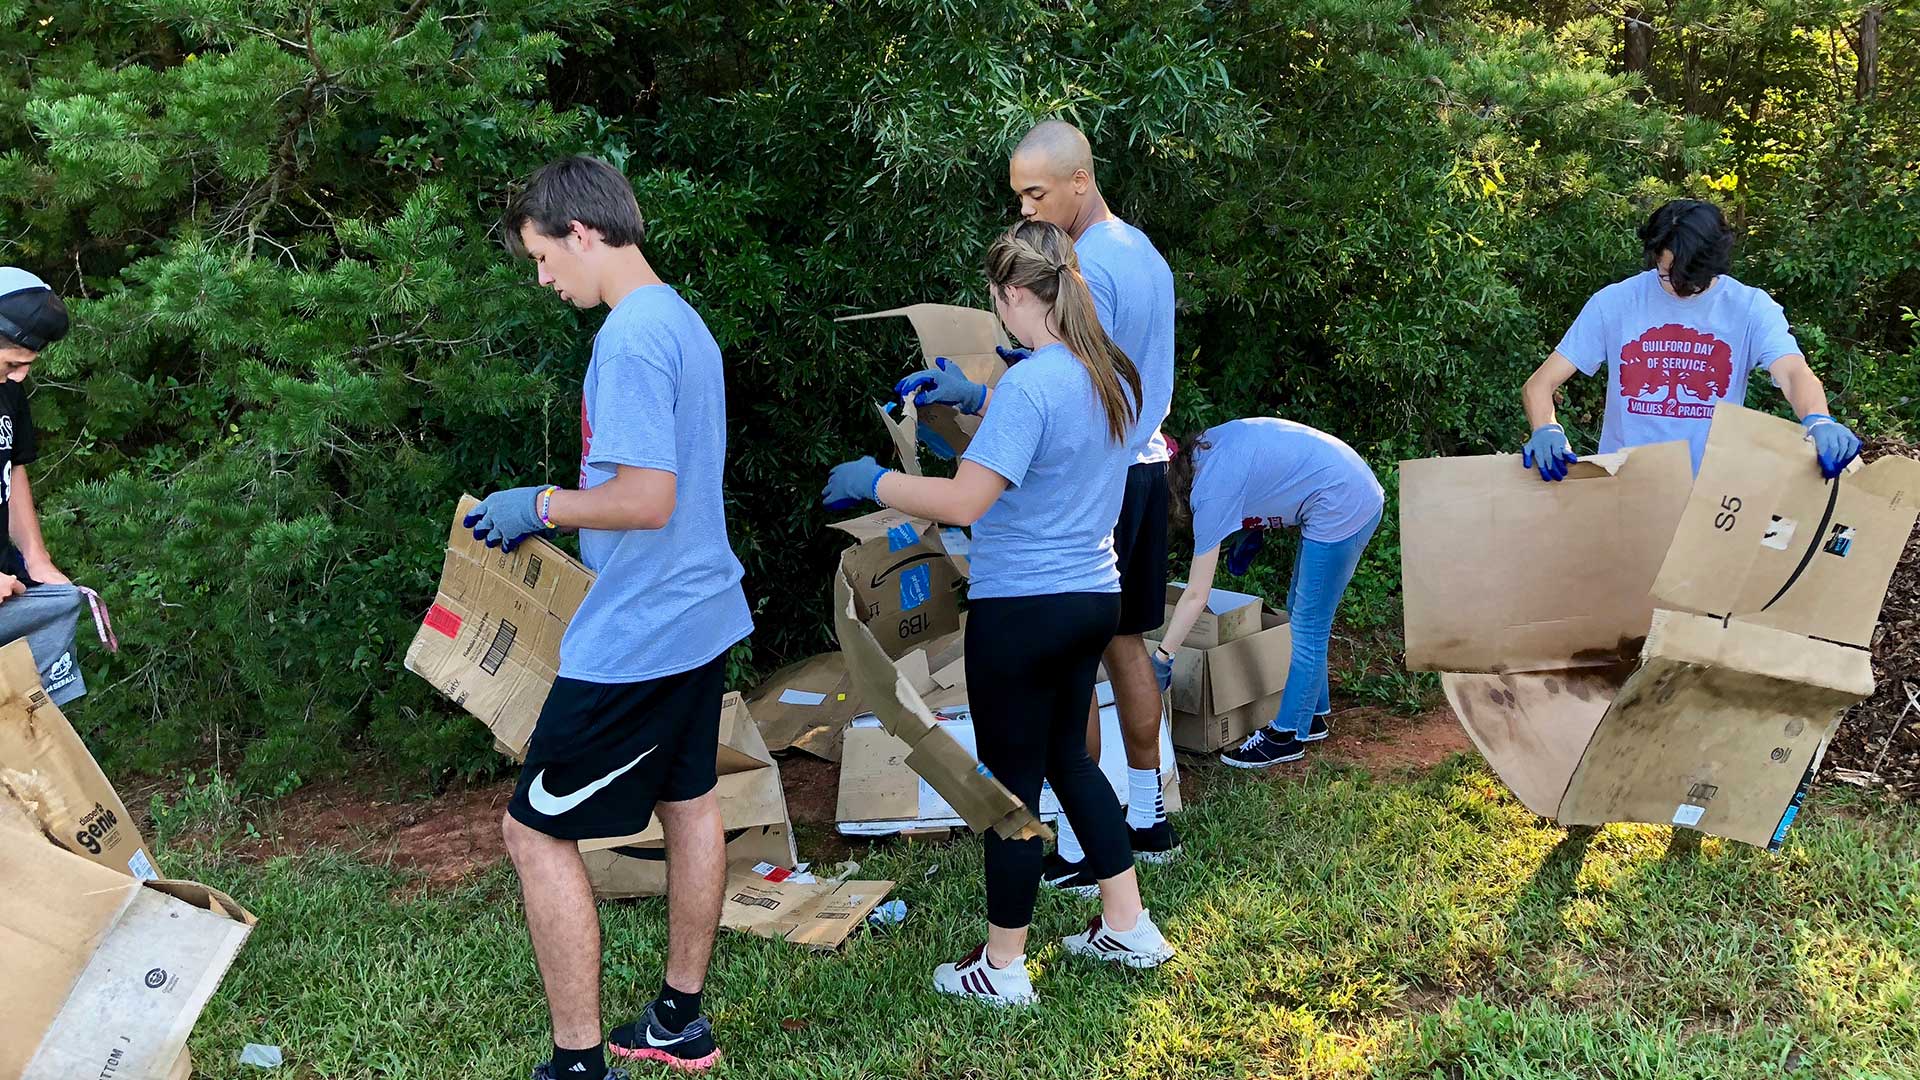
653 980 703 1034
551 1043 605 1080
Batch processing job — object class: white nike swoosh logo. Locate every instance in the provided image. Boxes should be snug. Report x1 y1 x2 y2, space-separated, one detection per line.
645 1025 691 1048
526 746 655 817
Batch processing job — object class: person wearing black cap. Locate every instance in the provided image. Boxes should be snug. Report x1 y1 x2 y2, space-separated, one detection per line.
0 267 89 703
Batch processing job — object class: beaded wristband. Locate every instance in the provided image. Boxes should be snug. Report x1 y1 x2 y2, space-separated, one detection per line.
537 485 558 529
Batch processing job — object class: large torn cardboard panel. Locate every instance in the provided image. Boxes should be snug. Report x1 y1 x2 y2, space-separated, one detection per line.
838 680 1180 833
836 304 1010 456
0 817 254 1080
747 652 865 761
829 509 964 657
0 639 158 881
404 495 593 757
832 564 1046 841
576 693 796 898
1652 405 1920 647
1441 666 1632 818
1400 442 1694 673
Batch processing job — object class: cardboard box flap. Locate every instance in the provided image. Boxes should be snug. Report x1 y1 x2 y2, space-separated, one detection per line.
834 726 921 823
1195 610 1292 715
715 691 774 775
1440 667 1627 818
1652 405 1920 648
1558 610 1862 845
747 653 865 759
832 566 1047 841
835 303 1010 368
1401 441 1694 673
876 400 924 477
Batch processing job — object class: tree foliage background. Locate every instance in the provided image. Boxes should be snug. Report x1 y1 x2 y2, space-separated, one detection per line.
2 0 1914 783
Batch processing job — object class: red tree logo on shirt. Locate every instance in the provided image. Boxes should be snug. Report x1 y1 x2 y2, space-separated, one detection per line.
1617 324 1734 420
579 397 593 486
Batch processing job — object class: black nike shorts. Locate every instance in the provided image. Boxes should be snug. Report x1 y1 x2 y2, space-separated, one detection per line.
1113 461 1171 636
506 654 726 842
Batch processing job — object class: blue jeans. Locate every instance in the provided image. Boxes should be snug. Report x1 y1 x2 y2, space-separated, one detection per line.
1267 509 1382 740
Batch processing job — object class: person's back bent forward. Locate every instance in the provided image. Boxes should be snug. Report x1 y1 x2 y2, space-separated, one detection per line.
467 155 753 1080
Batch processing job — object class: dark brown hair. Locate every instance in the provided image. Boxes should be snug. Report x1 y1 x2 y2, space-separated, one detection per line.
1166 430 1211 536
502 155 646 256
983 220 1141 443
1639 199 1732 298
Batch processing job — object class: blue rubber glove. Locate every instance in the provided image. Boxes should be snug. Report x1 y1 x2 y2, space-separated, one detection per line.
1150 648 1174 692
1522 424 1578 482
1224 530 1265 576
893 356 988 414
464 485 549 551
995 345 1031 365
822 456 890 511
918 423 958 461
1801 414 1862 479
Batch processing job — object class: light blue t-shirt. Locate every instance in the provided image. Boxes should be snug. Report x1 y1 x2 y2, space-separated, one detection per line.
1076 218 1175 466
561 285 754 683
1556 270 1801 473
961 342 1134 599
1189 418 1384 551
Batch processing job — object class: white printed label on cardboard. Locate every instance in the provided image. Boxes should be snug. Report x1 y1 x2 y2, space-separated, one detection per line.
127 848 158 881
1671 803 1706 827
1761 516 1796 550
778 689 828 707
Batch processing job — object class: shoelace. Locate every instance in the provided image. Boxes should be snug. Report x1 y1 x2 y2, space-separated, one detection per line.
1236 729 1268 752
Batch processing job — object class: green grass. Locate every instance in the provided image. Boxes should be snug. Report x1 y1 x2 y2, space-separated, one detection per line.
169 758 1920 1079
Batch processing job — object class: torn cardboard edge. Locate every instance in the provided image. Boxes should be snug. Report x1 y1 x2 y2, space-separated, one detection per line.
717 862 896 950
836 303 1011 458
831 557 1048 842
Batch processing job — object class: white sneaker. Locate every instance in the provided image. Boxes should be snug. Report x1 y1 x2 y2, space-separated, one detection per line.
1062 909 1175 969
933 944 1037 1006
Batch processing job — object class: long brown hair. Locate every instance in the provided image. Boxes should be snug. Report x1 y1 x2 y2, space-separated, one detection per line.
1165 430 1210 536
983 220 1141 444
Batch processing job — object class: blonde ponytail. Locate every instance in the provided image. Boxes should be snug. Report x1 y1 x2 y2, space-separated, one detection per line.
984 220 1142 444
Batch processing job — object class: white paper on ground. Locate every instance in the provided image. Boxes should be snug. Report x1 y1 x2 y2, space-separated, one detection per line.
777 689 829 707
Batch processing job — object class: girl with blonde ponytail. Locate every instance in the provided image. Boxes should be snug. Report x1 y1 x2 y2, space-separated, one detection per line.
820 219 1175 1005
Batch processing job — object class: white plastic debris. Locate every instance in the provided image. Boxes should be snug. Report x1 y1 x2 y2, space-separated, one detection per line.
238 1044 283 1068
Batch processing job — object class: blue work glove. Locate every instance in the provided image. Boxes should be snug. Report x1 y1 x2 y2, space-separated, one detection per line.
464 485 549 551
822 456 890 511
1522 423 1579 482
1224 530 1265 576
995 345 1031 365
1801 414 1862 479
918 423 958 461
893 356 988 414
1150 648 1174 692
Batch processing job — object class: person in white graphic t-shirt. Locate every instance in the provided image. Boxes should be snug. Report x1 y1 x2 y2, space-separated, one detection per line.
1519 199 1861 480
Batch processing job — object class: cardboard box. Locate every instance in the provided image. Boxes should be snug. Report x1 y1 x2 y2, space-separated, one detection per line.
837 680 1182 834
1401 441 1695 673
832 546 1047 841
1146 583 1264 649
1405 406 1920 846
746 652 866 761
577 693 797 899
1173 689 1282 754
718 863 896 950
0 638 159 880
828 509 966 657
0 814 255 1080
404 494 593 757
1164 609 1293 723
836 303 1011 458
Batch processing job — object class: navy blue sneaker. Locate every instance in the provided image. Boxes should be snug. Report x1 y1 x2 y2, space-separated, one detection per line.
1220 728 1307 769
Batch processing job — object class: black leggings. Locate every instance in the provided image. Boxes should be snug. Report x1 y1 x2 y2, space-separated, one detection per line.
967 591 1132 929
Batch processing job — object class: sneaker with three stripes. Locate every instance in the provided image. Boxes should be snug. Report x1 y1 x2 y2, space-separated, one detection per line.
1062 909 1175 968
932 943 1037 1006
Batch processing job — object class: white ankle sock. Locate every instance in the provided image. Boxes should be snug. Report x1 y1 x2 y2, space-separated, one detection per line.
1125 767 1163 829
1055 816 1085 864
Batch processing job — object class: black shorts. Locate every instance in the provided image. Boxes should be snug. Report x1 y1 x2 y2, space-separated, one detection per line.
507 654 726 842
1113 461 1170 636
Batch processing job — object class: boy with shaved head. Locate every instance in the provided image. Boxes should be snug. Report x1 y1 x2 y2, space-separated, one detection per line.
1009 120 1181 884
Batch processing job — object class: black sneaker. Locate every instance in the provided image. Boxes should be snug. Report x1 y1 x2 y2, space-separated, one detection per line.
1220 728 1306 769
1039 850 1101 897
1129 818 1182 864
1301 715 1331 743
609 1002 720 1072
532 1064 628 1080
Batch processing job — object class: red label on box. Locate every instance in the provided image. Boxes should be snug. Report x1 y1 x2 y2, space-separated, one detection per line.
424 603 463 639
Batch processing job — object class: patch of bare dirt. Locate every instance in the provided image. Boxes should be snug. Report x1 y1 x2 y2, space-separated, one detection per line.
226 777 515 885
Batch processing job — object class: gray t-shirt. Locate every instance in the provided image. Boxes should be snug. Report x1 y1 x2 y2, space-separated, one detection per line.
560 285 753 682
1076 218 1175 466
961 342 1133 599
1189 418 1384 551
1556 270 1800 473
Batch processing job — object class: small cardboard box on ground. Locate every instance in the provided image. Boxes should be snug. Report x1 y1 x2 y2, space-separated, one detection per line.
1401 407 1920 847
579 692 798 900
1146 586 1294 752
837 303 1011 459
406 504 800 898
0 639 253 1080
1145 583 1264 649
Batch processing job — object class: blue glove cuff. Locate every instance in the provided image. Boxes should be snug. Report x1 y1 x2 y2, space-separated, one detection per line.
870 467 890 503
1801 413 1834 427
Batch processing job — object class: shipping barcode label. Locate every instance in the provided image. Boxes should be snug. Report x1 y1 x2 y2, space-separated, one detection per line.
1672 804 1706 827
480 619 518 675
127 848 159 881
523 554 544 588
